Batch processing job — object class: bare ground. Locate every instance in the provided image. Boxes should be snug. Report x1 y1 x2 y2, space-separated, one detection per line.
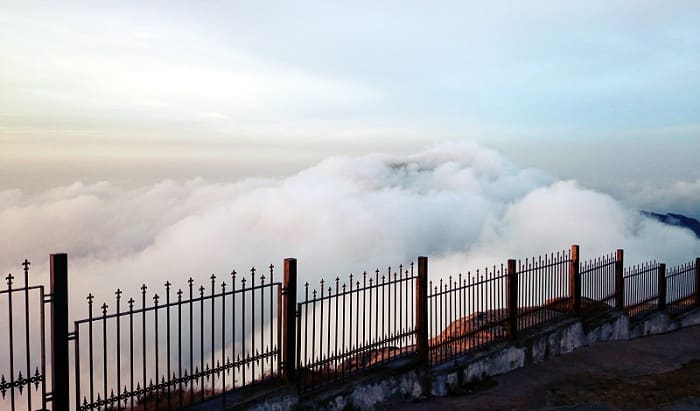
385 325 700 411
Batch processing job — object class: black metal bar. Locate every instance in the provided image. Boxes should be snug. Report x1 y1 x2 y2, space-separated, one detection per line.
507 259 517 338
141 284 147 405
177 288 183 408
282 258 297 381
102 302 108 411
115 289 122 411
50 253 69 411
128 297 134 410
416 256 428 363
165 282 171 411
21 260 31 411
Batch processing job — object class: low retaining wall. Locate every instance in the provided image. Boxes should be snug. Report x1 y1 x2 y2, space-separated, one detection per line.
228 307 700 411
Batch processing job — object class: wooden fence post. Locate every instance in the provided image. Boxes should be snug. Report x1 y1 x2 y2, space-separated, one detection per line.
695 258 700 307
658 263 667 311
50 253 69 411
415 256 429 364
282 258 297 381
569 245 581 316
507 259 518 339
615 249 624 310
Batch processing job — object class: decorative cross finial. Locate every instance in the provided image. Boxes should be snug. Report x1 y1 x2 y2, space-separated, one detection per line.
210 274 216 282
164 281 171 289
101 303 108 315
187 277 194 287
177 289 183 300
22 259 30 274
153 294 159 304
250 267 256 276
128 298 134 309
5 273 14 287
141 284 147 294
115 289 122 300
87 294 94 304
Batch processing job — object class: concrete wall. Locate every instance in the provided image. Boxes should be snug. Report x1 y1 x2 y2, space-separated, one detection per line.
234 307 700 411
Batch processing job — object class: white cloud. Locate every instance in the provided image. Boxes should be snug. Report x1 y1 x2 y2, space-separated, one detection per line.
1 142 698 319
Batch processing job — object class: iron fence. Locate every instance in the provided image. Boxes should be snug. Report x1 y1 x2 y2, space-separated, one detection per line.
72 267 282 411
624 261 660 320
296 265 417 392
0 261 47 411
427 265 508 366
666 260 698 316
515 251 572 334
580 252 619 316
1 249 699 410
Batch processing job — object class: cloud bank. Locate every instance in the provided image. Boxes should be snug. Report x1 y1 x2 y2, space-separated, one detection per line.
1 142 698 315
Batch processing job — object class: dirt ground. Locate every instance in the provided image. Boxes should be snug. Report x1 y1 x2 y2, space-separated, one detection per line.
385 325 700 411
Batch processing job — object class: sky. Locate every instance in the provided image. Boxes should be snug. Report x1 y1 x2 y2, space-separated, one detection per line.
1 1 700 305
1 1 699 194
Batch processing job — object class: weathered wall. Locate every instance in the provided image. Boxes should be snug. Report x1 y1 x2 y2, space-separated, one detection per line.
229 307 700 411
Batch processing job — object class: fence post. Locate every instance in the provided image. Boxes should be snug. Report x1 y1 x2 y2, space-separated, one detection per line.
615 249 624 310
50 253 69 411
695 258 700 307
658 263 667 311
282 258 297 381
415 256 429 364
507 259 518 339
569 245 581 316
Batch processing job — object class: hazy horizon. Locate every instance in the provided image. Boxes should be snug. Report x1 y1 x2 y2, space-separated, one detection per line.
2 1 700 305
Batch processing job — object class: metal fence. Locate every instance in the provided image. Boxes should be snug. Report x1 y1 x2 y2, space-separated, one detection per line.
296 265 417 392
666 261 698 316
515 251 572 334
1 250 699 410
72 267 282 410
623 261 661 320
580 251 621 316
427 265 508 366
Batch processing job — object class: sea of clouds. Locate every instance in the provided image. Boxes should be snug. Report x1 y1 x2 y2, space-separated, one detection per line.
1 141 699 316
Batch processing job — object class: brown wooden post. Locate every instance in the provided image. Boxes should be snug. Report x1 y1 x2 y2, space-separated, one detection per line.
415 256 429 364
658 263 667 311
507 259 518 339
569 245 581 316
50 253 69 411
695 258 700 307
615 249 624 310
282 258 297 381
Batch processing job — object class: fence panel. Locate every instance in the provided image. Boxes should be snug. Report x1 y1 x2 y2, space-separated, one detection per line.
427 266 508 366
0 261 48 411
666 260 696 316
580 253 618 317
72 267 282 410
624 261 660 320
516 251 571 334
296 265 417 392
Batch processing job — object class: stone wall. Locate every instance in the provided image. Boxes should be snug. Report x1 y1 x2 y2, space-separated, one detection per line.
228 307 700 411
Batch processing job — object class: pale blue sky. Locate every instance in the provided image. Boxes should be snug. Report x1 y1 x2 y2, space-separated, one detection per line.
1 1 699 195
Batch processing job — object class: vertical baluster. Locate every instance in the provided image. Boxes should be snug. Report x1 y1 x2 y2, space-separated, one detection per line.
177 288 183 408
199 285 205 399
140 285 147 406
22 260 32 411
165 282 171 411
115 290 122 411
7 273 16 411
101 302 108 410
88 293 95 408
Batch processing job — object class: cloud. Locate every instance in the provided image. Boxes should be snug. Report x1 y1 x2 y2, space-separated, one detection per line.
1 142 698 318
625 178 700 217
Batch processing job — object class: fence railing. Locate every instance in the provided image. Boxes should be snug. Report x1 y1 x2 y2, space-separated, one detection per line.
1 250 699 409
296 265 417 391
666 260 698 316
427 265 508 366
72 267 282 411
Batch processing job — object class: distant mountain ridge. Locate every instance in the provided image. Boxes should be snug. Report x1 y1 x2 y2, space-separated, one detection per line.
643 211 700 239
